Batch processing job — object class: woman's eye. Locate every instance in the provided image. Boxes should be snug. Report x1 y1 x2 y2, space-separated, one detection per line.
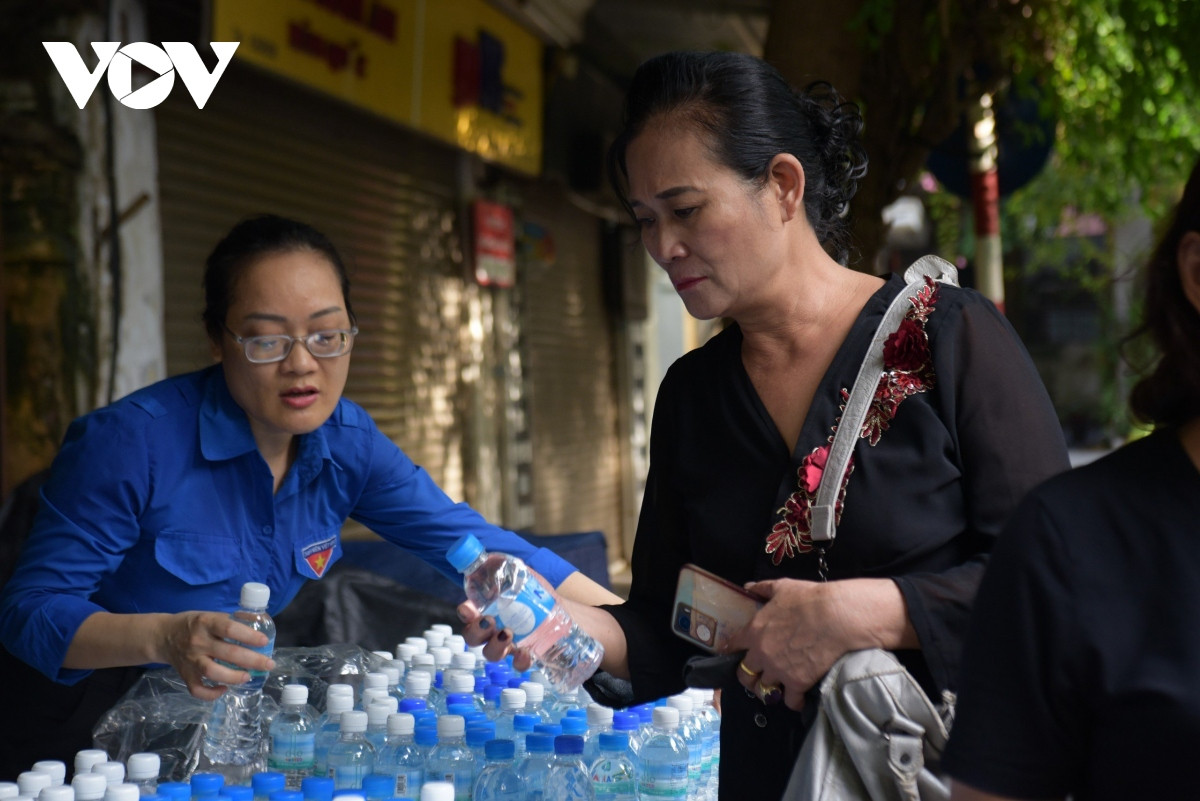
635 217 655 228
674 207 697 219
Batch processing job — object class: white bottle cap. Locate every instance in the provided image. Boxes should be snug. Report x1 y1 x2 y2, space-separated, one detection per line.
499 688 527 712
450 653 475 673
404 670 431 695
364 672 388 690
430 623 454 636
102 786 139 801
362 687 389 708
446 671 475 695
386 712 415 736
240 582 270 609
17 775 51 798
404 637 428 654
0 784 19 800
666 694 694 715
436 714 465 738
652 706 680 730
421 631 446 649
371 650 394 661
468 644 485 660
339 710 368 733
419 782 454 801
586 703 614 726
69 775 106 801
73 752 108 777
326 692 355 716
444 634 466 653
124 753 159 782
367 702 392 727
394 643 417 663
31 763 66 787
381 665 402 687
429 647 452 669
411 653 436 671
37 787 73 801
519 681 544 704
281 684 309 705
90 764 124 786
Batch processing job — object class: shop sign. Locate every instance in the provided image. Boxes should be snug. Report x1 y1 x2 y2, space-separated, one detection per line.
473 199 516 287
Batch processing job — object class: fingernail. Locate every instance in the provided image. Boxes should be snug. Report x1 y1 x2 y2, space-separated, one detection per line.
497 630 509 642
479 619 491 630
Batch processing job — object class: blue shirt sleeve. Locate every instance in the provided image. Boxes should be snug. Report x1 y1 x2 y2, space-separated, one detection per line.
347 420 577 588
0 407 151 683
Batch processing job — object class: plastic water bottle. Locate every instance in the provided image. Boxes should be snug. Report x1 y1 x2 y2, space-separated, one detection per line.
447 534 603 693
665 696 703 798
359 775 392 801
543 736 594 801
125 755 159 796
492 688 525 742
313 687 355 779
36 786 72 801
424 715 475 800
298 777 333 801
250 772 285 801
611 713 642 772
71 775 107 801
153 784 188 801
104 786 141 801
518 683 552 725
0 784 17 801
31 762 66 787
471 739 520 801
189 775 222 801
269 684 317 788
204 582 276 779
17 775 51 801
685 690 719 799
365 703 394 752
511 714 537 761
222 787 252 801
465 723 496 780
373 713 423 799
637 707 687 800
75 752 110 778
589 732 635 801
91 765 125 789
326 710 375 789
514 732 554 801
582 705 614 766
548 688 584 723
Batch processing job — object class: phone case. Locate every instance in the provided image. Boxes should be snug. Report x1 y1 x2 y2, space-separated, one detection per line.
671 563 764 653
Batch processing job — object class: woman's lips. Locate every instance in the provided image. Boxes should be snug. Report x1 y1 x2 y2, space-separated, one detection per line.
281 388 319 409
673 276 706 292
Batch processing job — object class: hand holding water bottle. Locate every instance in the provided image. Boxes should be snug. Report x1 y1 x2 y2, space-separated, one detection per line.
154 609 276 700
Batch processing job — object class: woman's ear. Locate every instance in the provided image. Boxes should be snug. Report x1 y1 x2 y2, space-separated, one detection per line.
767 153 805 223
1179 230 1200 315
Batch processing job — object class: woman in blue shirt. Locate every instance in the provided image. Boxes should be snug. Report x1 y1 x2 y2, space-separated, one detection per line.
0 214 618 775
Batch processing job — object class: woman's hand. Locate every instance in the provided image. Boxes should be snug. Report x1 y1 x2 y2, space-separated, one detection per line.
727 577 917 711
456 567 565 672
156 611 276 700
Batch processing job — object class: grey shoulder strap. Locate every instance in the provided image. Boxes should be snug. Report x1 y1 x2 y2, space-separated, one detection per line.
809 255 959 544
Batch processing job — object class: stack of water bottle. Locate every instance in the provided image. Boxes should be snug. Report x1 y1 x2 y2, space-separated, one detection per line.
2 535 723 800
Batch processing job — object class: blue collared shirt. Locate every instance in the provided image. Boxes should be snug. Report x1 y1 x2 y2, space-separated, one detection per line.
0 366 575 683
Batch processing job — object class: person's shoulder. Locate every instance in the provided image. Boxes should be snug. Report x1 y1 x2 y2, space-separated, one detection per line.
664 323 740 384
1019 434 1160 518
323 395 375 432
93 368 210 423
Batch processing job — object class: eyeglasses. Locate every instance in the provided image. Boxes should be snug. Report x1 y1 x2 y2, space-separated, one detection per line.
224 324 358 364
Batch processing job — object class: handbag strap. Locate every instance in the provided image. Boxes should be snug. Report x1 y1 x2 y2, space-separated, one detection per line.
809 255 959 546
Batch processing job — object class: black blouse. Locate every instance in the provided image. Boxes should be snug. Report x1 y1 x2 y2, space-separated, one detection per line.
604 274 1070 800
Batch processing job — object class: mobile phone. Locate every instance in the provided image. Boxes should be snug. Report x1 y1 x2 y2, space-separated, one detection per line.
671 563 764 653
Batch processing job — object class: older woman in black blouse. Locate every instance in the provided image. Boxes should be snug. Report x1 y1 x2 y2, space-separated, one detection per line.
464 51 1069 800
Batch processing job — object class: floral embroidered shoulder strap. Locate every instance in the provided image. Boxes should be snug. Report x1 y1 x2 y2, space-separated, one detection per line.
809 255 959 544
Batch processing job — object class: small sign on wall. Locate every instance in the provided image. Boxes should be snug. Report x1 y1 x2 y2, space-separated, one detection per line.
472 199 515 287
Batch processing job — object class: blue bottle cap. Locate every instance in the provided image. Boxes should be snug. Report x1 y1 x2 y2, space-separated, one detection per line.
158 783 191 801
513 714 539 732
484 739 515 760
560 717 588 736
474 676 487 693
446 702 475 718
414 726 439 747
359 775 393 798
564 708 588 719
506 677 525 689
533 722 562 736
300 777 334 801
554 734 584 755
191 775 224 795
270 792 302 801
482 685 503 705
465 727 490 748
446 534 484 571
398 698 428 713
251 774 286 796
598 731 630 751
613 711 640 732
525 733 554 753
221 788 253 801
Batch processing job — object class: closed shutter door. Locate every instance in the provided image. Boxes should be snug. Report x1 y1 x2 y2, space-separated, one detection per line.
520 182 623 553
156 63 472 507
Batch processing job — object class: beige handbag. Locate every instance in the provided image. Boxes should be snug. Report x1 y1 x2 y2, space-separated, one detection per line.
783 256 960 801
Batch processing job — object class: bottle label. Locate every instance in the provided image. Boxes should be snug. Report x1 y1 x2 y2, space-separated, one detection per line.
637 762 688 798
494 581 554 639
268 731 315 771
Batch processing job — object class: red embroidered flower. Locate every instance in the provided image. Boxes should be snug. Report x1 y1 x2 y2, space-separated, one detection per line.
800 444 831 493
883 317 930 372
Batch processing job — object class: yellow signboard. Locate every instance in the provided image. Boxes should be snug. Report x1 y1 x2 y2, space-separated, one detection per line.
212 0 543 175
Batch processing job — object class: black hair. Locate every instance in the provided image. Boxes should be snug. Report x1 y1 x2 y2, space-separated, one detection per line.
606 51 868 265
1128 157 1200 428
202 214 356 343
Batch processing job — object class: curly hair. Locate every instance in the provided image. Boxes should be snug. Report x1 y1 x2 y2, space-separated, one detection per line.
606 51 868 265
1127 158 1200 428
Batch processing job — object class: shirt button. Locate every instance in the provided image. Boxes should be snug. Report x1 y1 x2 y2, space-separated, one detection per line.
754 713 768 728
262 525 273 534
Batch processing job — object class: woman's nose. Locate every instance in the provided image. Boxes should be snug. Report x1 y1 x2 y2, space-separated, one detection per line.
647 225 687 265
